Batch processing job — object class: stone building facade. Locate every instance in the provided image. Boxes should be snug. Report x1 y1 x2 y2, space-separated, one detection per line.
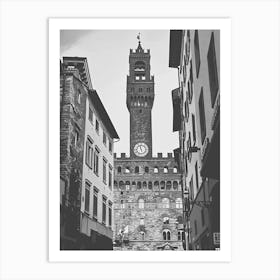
113 40 184 251
60 57 119 250
169 30 220 250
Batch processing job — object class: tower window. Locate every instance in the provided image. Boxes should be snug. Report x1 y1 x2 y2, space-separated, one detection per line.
173 167 178 173
148 182 153 190
144 167 149 173
163 229 171 241
117 166 121 174
125 167 130 173
160 181 166 191
163 167 168 173
135 76 140 80
154 167 159 173
135 166 140 173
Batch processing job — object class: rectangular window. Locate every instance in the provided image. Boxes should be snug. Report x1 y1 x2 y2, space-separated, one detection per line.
199 88 206 144
108 165 113 190
85 181 91 213
207 32 219 107
108 201 112 227
194 30 201 77
94 147 100 176
93 187 98 218
189 61 194 102
77 89 81 104
88 106 93 123
103 157 107 184
192 114 196 144
103 131 107 146
109 140 112 153
102 196 107 224
85 137 93 168
74 130 79 147
189 177 194 201
95 119 99 134
184 100 189 121
195 162 199 191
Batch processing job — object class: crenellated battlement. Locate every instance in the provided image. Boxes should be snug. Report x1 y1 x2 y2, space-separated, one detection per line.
114 152 174 160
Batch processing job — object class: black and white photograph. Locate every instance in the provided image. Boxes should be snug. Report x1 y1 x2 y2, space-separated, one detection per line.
59 28 220 251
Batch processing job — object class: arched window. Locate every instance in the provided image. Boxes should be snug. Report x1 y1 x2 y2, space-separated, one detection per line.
163 217 169 224
163 167 168 173
117 166 122 174
163 229 171 241
138 198 144 209
119 181 124 190
125 167 130 173
173 167 178 173
148 181 153 190
144 166 149 173
137 181 142 190
166 181 172 190
154 181 159 191
173 181 178 190
125 181 130 191
162 198 170 208
135 166 139 173
160 181 166 191
154 167 159 173
143 181 147 190
176 198 183 208
131 181 136 191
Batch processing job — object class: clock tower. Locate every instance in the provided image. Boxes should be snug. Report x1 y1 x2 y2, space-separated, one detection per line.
126 37 154 158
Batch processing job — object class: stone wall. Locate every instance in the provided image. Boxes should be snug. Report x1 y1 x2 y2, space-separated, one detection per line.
113 156 184 251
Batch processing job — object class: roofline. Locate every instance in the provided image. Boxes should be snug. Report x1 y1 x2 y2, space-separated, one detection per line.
88 89 119 139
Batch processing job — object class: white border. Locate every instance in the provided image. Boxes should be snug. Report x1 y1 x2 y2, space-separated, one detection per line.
49 18 231 262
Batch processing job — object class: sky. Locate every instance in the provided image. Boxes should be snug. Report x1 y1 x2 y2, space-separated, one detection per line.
60 30 179 157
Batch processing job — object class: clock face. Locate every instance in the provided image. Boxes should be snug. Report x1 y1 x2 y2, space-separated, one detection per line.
134 142 149 157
